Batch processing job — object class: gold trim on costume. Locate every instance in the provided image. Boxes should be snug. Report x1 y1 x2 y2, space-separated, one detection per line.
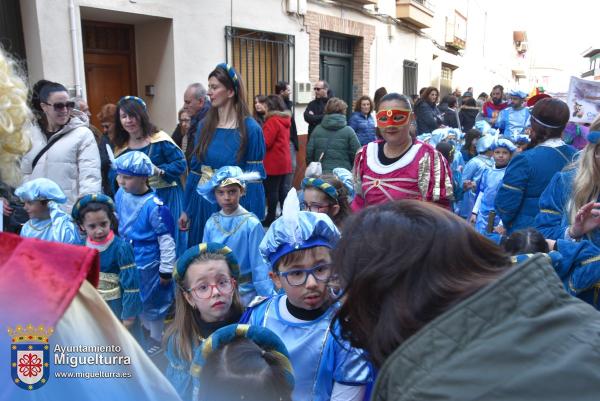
149 174 177 189
502 183 523 192
540 209 561 216
432 151 442 201
418 153 431 200
98 272 121 301
120 263 136 271
211 214 251 236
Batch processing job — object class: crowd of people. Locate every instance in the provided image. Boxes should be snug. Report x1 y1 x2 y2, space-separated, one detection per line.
2 41 600 401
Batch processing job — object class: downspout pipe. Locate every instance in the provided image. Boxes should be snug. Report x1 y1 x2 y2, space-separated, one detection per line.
69 0 82 97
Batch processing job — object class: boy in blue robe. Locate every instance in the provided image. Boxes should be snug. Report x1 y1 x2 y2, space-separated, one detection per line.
457 134 495 219
242 190 373 401
495 90 531 141
15 178 80 244
472 138 516 234
197 166 274 305
114 151 176 354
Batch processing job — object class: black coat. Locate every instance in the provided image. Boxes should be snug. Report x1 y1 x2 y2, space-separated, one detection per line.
304 97 329 136
284 98 299 151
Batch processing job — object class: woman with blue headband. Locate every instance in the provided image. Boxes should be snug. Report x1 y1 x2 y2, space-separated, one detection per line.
180 64 266 247
535 114 600 247
111 96 188 256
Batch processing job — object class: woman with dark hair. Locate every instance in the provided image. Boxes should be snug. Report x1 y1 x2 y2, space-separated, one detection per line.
179 64 266 247
495 98 576 234
352 93 452 210
459 97 479 131
332 200 600 400
21 81 101 212
460 129 480 163
110 96 187 256
348 95 376 146
253 95 268 126
414 86 442 135
262 94 292 226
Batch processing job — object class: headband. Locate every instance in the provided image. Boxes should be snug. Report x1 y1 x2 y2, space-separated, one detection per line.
173 243 240 283
71 193 115 222
193 324 295 389
216 63 240 94
302 177 338 200
118 95 147 110
530 113 564 129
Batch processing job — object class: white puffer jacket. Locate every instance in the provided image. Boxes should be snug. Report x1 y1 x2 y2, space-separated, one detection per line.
21 110 101 212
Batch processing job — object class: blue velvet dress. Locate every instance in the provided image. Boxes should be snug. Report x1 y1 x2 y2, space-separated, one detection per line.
474 166 506 234
111 131 188 256
457 154 494 218
184 118 266 247
495 142 576 234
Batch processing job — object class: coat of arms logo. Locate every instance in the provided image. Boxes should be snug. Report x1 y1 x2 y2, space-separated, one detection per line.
8 324 54 390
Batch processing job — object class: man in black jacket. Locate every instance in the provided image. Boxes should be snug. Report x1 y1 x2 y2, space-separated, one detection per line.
174 83 211 161
304 80 329 141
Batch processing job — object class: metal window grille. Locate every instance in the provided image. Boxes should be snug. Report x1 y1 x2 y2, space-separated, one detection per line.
403 60 418 96
225 26 295 110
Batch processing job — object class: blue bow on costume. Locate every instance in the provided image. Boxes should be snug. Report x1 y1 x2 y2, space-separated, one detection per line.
114 151 154 177
15 178 67 203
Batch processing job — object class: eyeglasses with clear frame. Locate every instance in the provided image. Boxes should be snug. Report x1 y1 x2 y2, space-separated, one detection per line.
300 201 333 212
278 263 333 287
186 277 235 299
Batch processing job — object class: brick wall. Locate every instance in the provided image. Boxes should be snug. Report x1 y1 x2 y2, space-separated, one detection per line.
305 11 376 103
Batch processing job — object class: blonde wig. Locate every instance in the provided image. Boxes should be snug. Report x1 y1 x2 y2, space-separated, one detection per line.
0 47 32 187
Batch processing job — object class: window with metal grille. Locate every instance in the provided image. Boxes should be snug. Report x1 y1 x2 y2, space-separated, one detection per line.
403 60 418 96
225 27 295 111
441 66 453 81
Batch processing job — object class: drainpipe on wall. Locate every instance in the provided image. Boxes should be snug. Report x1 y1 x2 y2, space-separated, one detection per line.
68 0 82 97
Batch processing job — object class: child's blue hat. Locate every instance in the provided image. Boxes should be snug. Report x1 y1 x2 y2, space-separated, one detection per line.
332 168 355 201
514 134 531 144
15 178 67 203
196 166 260 204
191 324 294 389
260 189 340 267
476 134 496 154
587 130 600 144
71 193 115 222
492 138 517 153
115 151 153 177
173 243 240 283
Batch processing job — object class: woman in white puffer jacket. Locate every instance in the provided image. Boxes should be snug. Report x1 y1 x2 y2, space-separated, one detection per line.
21 82 101 213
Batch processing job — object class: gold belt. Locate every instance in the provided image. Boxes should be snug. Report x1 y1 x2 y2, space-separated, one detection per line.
98 272 121 301
149 174 177 189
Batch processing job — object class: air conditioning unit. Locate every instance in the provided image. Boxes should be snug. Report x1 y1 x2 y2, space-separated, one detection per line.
286 0 307 15
295 81 312 104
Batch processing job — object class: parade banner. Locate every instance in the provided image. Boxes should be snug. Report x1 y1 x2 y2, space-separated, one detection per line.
566 76 600 124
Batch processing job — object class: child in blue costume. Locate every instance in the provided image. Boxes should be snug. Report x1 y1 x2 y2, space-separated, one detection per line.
164 243 243 400
72 193 143 328
457 134 495 219
114 151 176 353
15 178 80 244
180 63 266 248
243 189 373 401
111 95 188 257
198 166 274 306
505 228 600 311
472 138 516 234
495 90 531 141
192 323 294 401
496 98 576 234
535 126 600 245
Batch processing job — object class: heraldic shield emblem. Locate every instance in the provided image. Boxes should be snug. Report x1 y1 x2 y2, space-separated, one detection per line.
8 324 54 390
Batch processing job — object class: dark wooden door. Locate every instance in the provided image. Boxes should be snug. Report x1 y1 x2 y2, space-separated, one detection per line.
321 55 352 111
83 21 136 128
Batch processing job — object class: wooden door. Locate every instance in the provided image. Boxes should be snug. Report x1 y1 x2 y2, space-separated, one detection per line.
321 55 352 113
82 21 136 128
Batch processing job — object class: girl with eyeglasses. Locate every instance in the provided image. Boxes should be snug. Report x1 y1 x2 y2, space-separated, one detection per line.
164 242 243 401
301 172 352 229
243 190 373 401
21 81 101 212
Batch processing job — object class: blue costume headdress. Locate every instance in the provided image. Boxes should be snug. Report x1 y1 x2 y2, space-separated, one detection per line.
118 95 147 110
71 193 115 222
173 242 240 283
508 90 528 99
196 166 260 204
301 177 339 201
15 178 67 203
114 151 154 177
216 63 240 94
332 168 355 201
260 189 340 268
476 134 496 154
192 323 294 389
492 138 517 153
